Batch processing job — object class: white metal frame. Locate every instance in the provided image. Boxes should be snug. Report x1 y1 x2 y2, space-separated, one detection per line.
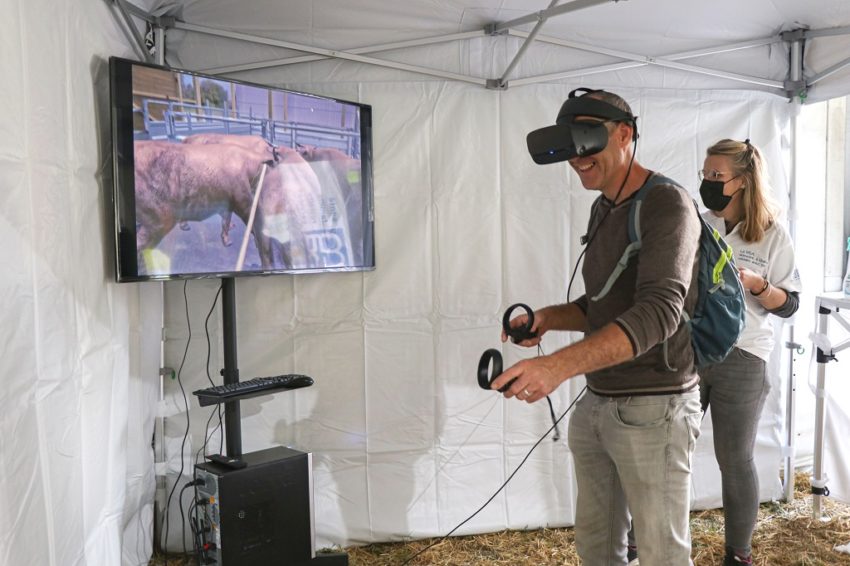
506 30 784 89
197 31 488 75
107 0 850 101
807 26 850 87
174 21 489 86
809 294 850 519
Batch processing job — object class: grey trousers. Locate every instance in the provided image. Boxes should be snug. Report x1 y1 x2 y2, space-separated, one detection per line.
699 347 769 557
568 388 701 566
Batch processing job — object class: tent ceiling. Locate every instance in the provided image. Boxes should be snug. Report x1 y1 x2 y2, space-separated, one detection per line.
125 0 850 101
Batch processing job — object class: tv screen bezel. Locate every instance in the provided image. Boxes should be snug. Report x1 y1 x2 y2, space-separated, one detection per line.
109 56 375 283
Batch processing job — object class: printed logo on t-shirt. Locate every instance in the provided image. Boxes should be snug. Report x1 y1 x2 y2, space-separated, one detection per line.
737 248 768 271
791 267 801 284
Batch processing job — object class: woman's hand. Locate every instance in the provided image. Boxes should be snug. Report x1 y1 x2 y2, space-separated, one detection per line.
738 267 765 294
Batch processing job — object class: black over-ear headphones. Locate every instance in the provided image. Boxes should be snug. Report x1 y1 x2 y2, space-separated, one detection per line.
502 303 537 343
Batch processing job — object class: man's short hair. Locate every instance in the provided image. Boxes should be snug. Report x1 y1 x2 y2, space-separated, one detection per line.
583 90 634 118
581 90 637 140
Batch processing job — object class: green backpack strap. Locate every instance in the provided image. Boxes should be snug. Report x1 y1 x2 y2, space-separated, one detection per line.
706 220 735 290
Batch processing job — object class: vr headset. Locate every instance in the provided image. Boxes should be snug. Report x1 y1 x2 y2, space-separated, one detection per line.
526 88 637 165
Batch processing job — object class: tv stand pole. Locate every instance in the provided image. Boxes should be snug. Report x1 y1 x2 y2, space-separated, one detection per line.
202 277 348 565
221 277 242 460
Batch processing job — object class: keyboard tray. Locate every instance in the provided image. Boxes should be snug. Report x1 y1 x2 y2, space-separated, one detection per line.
193 374 314 407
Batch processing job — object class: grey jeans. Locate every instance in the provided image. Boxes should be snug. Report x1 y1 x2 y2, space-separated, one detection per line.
699 347 769 557
568 388 701 566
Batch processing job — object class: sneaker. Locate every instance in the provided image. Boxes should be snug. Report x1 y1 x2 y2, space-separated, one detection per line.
627 545 639 565
723 549 753 565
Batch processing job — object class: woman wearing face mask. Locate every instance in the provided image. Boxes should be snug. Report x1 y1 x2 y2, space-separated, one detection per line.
627 139 801 565
697 138 801 565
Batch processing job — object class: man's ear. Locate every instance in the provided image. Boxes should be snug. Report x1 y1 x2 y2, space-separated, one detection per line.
616 122 633 147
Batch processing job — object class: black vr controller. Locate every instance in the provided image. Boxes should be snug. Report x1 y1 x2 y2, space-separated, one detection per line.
478 303 536 392
502 303 537 343
478 349 510 392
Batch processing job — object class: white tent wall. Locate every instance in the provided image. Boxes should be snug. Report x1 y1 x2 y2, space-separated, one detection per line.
153 77 794 549
792 98 850 508
1 1 156 566
824 98 850 507
5 0 850 563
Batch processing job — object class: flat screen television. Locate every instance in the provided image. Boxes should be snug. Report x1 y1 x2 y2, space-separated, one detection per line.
109 56 375 282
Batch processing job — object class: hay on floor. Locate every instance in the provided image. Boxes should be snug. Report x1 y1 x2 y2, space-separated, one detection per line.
347 473 850 566
149 473 850 565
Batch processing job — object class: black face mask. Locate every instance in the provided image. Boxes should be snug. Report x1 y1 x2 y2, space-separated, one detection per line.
699 179 741 211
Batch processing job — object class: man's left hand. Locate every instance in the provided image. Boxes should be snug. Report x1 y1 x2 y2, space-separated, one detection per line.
491 356 565 403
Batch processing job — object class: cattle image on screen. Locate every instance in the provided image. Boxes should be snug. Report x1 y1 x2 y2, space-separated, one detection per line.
109 57 374 281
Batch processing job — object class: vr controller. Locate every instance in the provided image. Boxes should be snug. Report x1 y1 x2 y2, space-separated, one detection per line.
478 303 537 392
502 302 537 343
478 349 509 392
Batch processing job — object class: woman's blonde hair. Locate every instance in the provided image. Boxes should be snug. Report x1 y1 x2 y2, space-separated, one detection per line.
706 138 778 243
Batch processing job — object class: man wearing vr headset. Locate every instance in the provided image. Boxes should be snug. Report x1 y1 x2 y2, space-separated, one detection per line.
493 89 701 565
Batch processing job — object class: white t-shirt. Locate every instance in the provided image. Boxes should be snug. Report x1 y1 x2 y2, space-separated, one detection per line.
703 212 802 361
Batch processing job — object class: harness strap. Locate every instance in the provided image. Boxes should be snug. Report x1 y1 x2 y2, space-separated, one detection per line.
591 194 647 301
591 241 641 301
589 173 685 372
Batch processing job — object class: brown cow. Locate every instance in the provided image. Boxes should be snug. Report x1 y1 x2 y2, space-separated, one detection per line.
254 146 323 269
296 145 365 266
181 134 280 246
133 140 275 272
181 135 323 268
183 133 279 163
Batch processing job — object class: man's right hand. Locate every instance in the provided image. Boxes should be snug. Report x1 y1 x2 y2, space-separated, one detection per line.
501 310 545 347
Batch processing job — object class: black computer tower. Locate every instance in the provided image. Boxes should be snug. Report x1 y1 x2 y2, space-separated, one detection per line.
195 446 314 565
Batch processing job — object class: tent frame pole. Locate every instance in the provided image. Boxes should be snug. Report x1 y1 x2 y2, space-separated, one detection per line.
509 30 784 90
109 0 850 100
492 0 617 32
810 58 850 87
494 0 559 89
174 21 488 86
110 0 154 63
494 0 608 88
782 106 800 502
201 31 486 75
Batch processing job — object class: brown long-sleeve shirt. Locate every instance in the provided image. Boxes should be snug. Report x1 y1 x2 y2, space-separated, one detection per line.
574 173 701 396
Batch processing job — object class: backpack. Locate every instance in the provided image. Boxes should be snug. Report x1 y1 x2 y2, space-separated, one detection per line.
591 174 746 368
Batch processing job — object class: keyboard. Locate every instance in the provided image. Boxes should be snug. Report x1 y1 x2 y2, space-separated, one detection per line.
193 374 314 406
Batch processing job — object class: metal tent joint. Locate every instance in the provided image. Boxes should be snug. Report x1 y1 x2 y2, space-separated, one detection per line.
780 28 808 42
784 78 808 101
155 16 176 29
484 23 508 36
486 78 509 90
